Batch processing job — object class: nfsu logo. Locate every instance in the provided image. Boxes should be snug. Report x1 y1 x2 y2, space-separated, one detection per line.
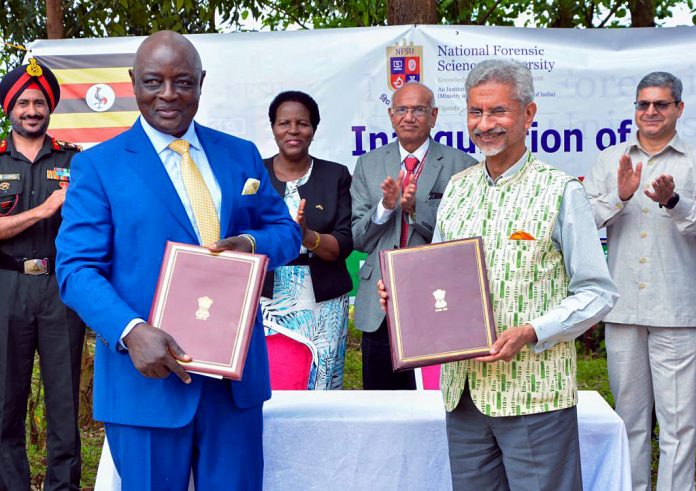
386 42 423 91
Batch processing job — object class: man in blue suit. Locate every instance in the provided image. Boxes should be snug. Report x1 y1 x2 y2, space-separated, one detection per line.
55 31 301 490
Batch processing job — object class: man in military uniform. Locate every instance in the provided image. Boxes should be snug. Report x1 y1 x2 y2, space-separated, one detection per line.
0 59 85 490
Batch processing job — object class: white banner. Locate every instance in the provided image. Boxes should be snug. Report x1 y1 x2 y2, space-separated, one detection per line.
27 25 696 177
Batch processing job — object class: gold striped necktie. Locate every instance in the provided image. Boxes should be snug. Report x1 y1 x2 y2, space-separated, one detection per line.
168 139 220 245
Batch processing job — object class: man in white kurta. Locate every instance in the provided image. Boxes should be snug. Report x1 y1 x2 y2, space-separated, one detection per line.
584 71 696 491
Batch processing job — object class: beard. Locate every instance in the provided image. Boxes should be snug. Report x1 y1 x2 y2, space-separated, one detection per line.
10 113 50 139
472 128 506 157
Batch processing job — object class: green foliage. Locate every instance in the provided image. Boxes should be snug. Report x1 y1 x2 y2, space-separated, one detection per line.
576 355 613 405
0 53 12 139
27 336 102 488
343 320 363 389
1 0 693 70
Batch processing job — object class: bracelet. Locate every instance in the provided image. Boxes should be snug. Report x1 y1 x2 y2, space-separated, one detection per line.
239 233 256 254
308 231 321 251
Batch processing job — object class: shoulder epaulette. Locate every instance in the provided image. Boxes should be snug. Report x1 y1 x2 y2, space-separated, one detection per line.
0 140 6 153
52 138 82 152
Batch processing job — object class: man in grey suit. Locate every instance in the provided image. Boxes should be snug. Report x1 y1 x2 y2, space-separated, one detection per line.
351 81 475 389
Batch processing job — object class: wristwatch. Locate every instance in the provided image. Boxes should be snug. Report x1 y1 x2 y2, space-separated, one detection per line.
659 192 680 210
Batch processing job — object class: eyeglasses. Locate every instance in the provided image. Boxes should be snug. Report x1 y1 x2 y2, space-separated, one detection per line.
466 107 514 121
391 106 431 117
634 100 679 111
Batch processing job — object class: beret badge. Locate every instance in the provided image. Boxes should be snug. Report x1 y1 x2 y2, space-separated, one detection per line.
26 58 43 77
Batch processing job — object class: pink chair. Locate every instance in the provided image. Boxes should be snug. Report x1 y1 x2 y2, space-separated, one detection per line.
416 364 441 390
264 320 318 390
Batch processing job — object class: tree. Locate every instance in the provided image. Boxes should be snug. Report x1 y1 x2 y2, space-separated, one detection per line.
388 0 438 24
46 0 63 38
0 0 693 129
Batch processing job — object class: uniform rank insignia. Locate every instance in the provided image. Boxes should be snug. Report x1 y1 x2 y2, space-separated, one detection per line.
47 167 70 181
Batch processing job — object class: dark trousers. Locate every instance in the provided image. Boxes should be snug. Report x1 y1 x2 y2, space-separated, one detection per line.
0 273 85 491
446 385 583 491
106 376 264 491
361 319 415 390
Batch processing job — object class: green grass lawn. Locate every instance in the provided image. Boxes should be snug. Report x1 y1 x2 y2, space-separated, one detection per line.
27 324 618 489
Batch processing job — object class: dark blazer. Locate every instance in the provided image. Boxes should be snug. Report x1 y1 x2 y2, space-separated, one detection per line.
262 156 353 303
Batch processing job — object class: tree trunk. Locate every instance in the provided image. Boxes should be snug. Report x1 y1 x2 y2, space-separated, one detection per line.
549 0 575 27
46 0 64 39
387 0 438 25
629 0 656 27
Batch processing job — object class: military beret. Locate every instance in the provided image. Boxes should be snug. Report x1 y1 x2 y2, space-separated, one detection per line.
0 58 60 114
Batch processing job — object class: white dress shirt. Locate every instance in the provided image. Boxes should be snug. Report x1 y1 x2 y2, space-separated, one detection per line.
584 132 696 327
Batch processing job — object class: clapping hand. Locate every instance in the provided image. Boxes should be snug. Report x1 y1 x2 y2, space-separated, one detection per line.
401 181 416 215
644 174 676 206
617 154 642 201
296 198 310 241
381 170 405 210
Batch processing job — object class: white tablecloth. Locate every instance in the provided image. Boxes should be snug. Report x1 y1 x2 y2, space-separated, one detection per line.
95 390 630 490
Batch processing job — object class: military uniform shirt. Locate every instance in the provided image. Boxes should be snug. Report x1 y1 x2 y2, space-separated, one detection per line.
0 133 79 259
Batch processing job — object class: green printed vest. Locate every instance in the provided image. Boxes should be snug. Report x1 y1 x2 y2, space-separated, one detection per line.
438 155 577 416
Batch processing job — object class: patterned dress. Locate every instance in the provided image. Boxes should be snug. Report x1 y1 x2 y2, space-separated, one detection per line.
261 162 349 390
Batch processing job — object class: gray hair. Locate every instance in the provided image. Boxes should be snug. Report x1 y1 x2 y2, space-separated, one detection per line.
465 59 534 106
392 81 436 108
636 72 683 102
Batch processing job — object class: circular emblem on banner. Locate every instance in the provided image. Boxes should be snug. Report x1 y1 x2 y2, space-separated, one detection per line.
0 182 9 191
407 59 417 72
85 84 115 112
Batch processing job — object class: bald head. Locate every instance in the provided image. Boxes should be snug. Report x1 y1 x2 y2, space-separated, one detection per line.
130 30 206 137
134 31 202 76
388 81 438 152
392 81 435 109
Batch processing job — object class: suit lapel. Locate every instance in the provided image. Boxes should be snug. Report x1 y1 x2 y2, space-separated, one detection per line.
416 138 443 197
385 142 402 180
196 123 234 238
123 120 197 240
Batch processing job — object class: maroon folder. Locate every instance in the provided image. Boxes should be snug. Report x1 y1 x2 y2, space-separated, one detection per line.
380 237 497 371
149 241 268 380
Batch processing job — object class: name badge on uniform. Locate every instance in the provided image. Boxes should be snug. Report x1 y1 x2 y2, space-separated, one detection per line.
0 175 20 212
47 167 70 181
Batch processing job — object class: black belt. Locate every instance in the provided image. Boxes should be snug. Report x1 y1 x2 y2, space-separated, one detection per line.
287 253 310 266
0 254 55 275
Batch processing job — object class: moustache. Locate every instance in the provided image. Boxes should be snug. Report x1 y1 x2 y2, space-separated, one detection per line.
20 115 45 121
473 128 506 137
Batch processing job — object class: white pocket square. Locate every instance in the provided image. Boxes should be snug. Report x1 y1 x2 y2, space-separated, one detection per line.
242 178 260 195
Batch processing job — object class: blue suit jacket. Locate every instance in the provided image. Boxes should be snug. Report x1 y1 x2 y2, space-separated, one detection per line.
56 119 301 428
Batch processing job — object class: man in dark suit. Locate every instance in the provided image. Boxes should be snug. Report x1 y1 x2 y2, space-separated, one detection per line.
350 82 475 390
55 31 300 490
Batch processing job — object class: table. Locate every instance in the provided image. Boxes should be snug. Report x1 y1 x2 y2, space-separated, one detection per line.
95 390 630 490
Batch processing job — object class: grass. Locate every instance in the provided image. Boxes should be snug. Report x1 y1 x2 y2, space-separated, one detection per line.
26 323 629 489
